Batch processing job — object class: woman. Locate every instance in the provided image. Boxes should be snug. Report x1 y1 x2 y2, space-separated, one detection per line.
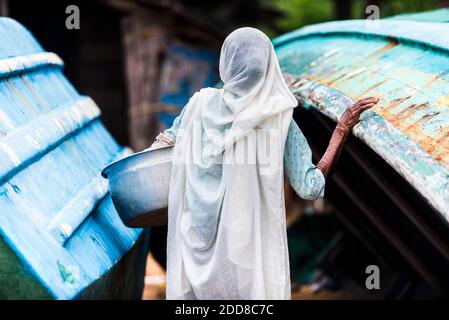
151 27 378 299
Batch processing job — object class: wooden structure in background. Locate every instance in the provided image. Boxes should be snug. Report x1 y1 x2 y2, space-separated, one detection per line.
0 0 8 16
113 0 224 150
121 11 171 150
5 0 225 151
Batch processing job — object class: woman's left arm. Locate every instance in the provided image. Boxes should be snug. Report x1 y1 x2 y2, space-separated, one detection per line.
149 106 187 149
162 105 187 140
284 120 325 201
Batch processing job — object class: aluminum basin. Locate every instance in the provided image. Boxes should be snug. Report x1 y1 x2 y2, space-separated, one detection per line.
101 145 173 228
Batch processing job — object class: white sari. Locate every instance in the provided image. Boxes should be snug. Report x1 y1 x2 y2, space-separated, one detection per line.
166 27 298 299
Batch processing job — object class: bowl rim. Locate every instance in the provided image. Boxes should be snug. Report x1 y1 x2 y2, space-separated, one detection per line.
101 144 174 179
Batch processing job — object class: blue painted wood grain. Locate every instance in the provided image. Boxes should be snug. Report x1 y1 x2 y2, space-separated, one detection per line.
0 18 145 299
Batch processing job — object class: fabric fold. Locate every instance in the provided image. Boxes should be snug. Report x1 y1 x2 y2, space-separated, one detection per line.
166 27 298 300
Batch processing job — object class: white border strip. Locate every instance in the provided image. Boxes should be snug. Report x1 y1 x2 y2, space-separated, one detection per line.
0 97 100 183
0 52 63 78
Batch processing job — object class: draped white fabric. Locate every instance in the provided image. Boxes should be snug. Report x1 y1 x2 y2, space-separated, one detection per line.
166 27 298 299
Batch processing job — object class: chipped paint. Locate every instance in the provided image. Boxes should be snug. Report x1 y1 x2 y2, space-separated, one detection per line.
274 18 449 220
57 260 79 285
0 18 147 299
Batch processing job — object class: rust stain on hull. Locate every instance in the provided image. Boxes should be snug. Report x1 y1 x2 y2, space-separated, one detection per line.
281 30 449 171
357 80 388 99
364 39 399 61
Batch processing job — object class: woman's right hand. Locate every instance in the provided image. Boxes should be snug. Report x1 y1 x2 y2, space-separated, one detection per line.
337 97 379 133
316 97 378 178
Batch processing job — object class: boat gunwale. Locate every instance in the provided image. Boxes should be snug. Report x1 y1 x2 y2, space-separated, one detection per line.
273 19 449 57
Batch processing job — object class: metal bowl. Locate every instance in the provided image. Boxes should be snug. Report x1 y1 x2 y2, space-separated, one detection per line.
101 145 173 228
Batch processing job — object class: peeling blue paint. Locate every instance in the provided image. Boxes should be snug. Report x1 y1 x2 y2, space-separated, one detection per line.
274 13 449 219
57 260 78 285
0 18 146 299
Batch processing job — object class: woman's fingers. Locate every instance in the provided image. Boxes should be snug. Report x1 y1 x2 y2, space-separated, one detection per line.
353 97 379 114
357 97 379 105
358 102 377 112
354 98 378 108
338 97 379 130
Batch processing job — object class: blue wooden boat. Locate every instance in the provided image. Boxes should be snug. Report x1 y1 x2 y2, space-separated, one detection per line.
275 11 449 222
274 10 449 296
0 18 148 299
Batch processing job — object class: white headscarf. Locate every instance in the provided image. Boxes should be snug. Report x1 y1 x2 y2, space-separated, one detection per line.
166 27 297 300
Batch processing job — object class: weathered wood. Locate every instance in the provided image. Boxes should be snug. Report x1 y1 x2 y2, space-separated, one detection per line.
0 0 8 16
276 14 449 296
0 17 147 300
121 11 173 151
